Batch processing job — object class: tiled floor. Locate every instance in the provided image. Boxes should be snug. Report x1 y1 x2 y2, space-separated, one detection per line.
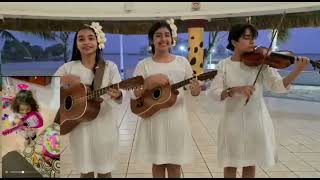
60 93 320 178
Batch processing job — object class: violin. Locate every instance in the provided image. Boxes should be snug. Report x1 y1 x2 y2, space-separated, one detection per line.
241 46 320 72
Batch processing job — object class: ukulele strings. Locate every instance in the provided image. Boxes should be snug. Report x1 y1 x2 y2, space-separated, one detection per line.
74 85 118 102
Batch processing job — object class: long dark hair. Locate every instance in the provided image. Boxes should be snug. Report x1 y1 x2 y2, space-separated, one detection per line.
148 21 174 54
70 25 103 65
11 90 39 113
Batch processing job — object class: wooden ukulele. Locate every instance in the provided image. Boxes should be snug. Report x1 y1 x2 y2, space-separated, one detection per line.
60 76 144 135
130 70 217 118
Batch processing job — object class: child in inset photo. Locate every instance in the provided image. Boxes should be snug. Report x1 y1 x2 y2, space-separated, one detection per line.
11 90 43 146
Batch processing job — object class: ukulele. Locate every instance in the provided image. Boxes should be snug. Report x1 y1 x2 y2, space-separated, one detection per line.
130 70 217 118
60 76 144 135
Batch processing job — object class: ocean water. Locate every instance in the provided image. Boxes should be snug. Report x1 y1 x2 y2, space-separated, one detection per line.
1 53 319 102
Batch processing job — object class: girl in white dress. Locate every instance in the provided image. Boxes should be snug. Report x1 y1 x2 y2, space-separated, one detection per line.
54 22 124 178
207 23 309 178
130 21 202 178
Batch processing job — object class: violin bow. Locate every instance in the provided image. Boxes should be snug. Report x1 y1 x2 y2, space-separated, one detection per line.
245 11 287 105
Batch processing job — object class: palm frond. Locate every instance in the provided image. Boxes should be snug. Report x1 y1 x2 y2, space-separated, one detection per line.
24 32 57 41
0 30 32 57
0 30 18 41
58 32 70 42
277 28 290 43
13 40 32 57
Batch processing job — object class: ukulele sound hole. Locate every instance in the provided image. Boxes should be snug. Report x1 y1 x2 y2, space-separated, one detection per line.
152 88 161 100
65 96 73 111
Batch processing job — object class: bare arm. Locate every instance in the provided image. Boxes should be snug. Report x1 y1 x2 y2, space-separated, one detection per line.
133 74 169 98
282 57 309 88
221 86 255 101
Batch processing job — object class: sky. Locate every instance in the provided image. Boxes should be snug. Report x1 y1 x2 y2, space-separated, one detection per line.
7 27 320 55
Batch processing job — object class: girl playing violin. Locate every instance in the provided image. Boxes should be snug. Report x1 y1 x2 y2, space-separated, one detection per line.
207 23 309 178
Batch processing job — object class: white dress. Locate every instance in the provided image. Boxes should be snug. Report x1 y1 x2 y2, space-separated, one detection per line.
131 56 194 165
54 60 124 174
207 57 289 168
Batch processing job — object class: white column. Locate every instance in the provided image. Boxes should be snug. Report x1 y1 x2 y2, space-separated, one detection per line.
119 34 124 79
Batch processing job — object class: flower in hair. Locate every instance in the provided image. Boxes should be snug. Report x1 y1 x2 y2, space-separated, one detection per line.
89 22 106 50
166 18 178 46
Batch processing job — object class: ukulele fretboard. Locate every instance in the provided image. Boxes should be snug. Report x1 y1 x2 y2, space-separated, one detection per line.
87 84 119 99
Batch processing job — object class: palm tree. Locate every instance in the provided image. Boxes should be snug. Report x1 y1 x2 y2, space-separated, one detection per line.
0 30 30 65
24 32 56 41
27 31 71 62
55 31 72 63
0 30 56 65
276 28 290 44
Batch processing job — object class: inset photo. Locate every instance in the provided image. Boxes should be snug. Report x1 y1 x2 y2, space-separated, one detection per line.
1 76 60 178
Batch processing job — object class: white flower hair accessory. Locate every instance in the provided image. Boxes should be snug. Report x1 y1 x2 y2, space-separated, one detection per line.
85 22 106 50
166 18 178 46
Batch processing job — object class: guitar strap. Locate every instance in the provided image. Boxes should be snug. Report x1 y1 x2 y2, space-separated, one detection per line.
92 59 107 91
